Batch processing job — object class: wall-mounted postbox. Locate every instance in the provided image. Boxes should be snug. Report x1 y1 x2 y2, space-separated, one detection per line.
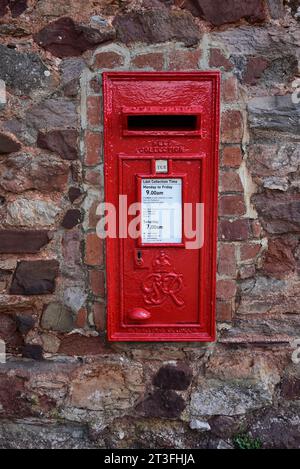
103 72 220 342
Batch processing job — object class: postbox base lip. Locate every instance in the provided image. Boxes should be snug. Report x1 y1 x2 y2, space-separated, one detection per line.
108 332 216 343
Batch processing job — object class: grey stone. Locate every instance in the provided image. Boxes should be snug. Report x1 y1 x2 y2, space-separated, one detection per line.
191 379 275 416
248 95 300 136
0 45 50 95
0 23 30 37
209 415 240 439
211 25 300 58
189 419 211 432
262 177 289 191
1 119 36 146
41 302 74 333
0 419 95 449
60 57 86 85
248 144 300 178
60 58 86 96
263 56 298 85
63 286 87 312
252 191 300 234
114 9 201 47
266 0 285 18
186 0 267 25
26 99 78 131
250 406 300 449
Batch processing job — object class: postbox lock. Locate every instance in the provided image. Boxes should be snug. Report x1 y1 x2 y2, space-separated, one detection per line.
129 308 152 321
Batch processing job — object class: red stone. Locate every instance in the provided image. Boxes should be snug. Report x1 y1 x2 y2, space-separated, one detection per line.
223 76 239 103
114 9 201 47
218 244 237 277
68 187 82 203
216 279 237 300
85 131 102 166
216 300 233 321
168 48 201 71
219 194 246 216
136 389 185 419
243 57 269 85
88 198 101 230
220 171 243 192
0 0 27 17
8 0 27 17
0 131 21 154
62 229 81 267
219 219 251 241
0 230 50 254
281 377 300 400
221 146 243 168
239 264 256 279
221 110 244 144
37 130 78 160
22 344 43 360
240 242 261 261
0 375 30 417
92 51 125 70
132 52 165 70
87 96 102 128
0 153 70 193
84 169 102 186
85 233 103 266
93 302 106 332
209 49 233 71
153 363 192 390
0 313 23 352
89 270 105 297
263 238 296 279
252 220 263 238
61 209 82 229
76 308 87 328
58 334 106 356
0 0 8 16
252 191 300 234
34 17 115 58
90 76 102 94
10 260 59 295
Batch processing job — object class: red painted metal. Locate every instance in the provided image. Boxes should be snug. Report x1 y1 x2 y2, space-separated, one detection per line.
103 72 220 342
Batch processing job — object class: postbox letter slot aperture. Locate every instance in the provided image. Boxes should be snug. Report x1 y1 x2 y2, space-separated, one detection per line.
122 106 202 137
103 72 220 342
127 114 199 132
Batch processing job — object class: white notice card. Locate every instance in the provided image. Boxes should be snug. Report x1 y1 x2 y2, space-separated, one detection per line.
141 178 182 244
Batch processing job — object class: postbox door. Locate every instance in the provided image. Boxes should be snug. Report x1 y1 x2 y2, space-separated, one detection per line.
103 72 220 342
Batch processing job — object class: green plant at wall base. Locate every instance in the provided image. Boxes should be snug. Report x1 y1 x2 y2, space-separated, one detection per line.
233 434 262 450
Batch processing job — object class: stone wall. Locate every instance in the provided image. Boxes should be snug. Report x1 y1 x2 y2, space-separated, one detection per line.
0 0 300 449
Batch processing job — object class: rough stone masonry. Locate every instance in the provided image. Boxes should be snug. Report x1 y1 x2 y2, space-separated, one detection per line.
0 0 299 449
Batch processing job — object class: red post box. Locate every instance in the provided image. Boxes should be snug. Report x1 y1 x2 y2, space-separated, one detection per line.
103 72 220 342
